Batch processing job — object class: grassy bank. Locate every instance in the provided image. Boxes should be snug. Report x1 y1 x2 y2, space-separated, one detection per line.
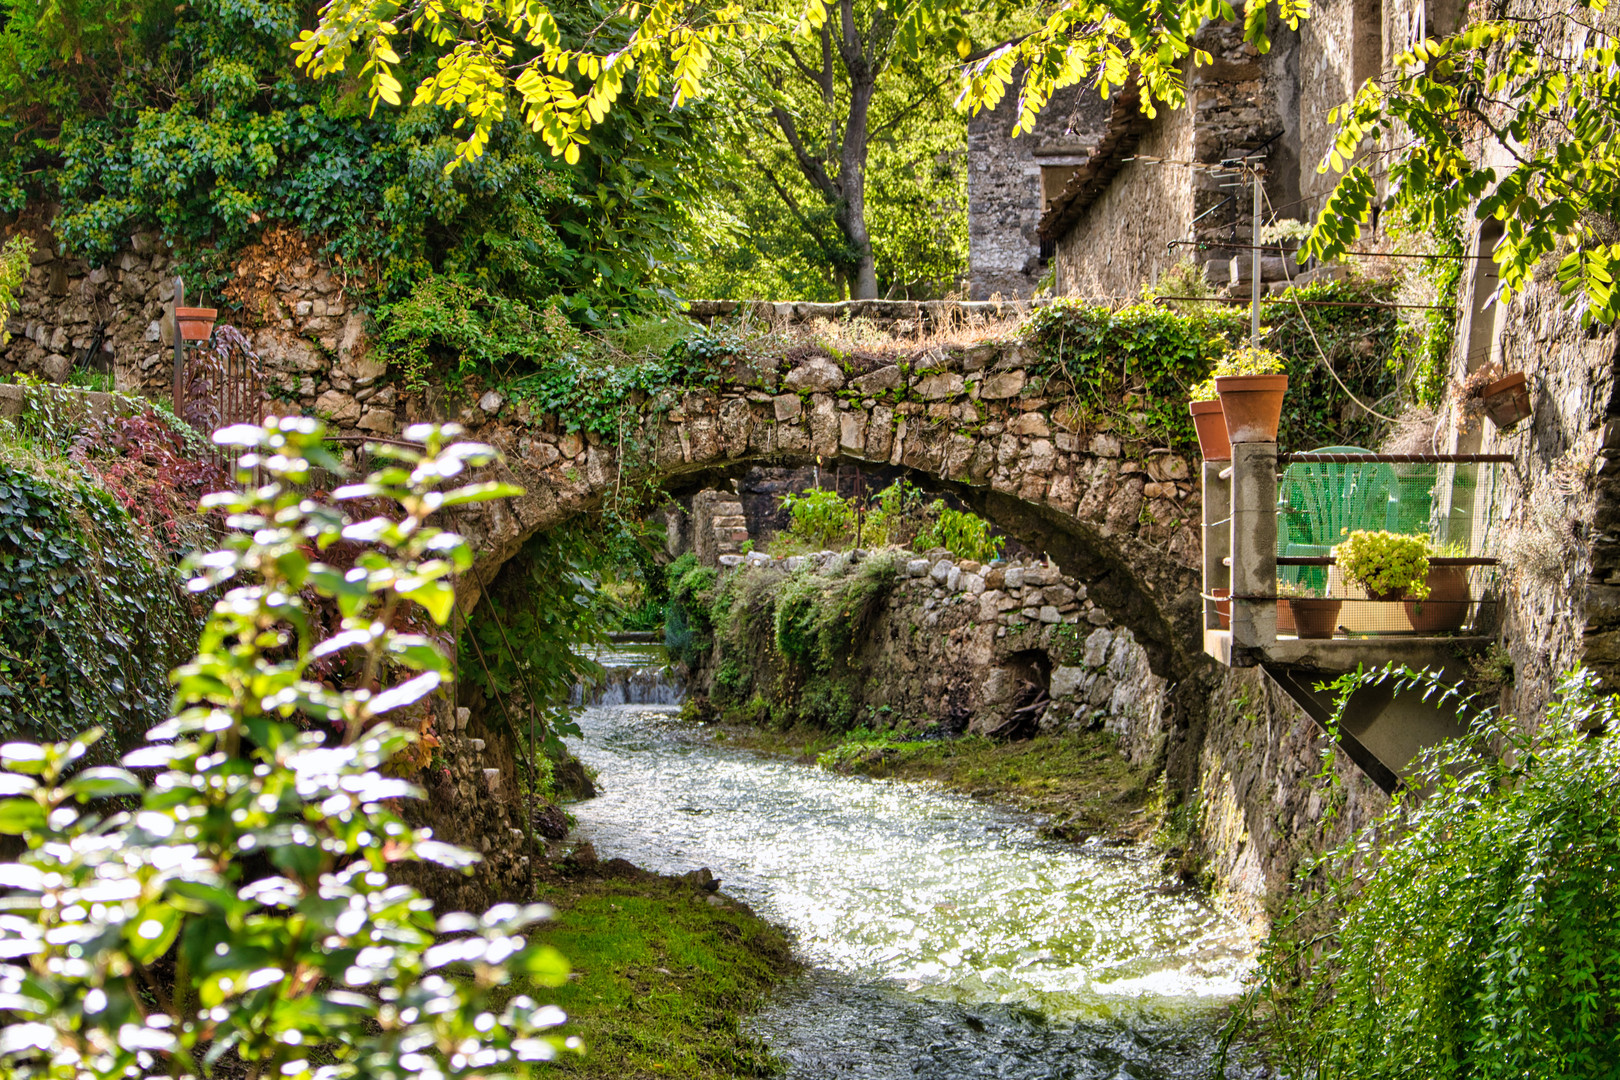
702 722 1160 843
533 861 797 1078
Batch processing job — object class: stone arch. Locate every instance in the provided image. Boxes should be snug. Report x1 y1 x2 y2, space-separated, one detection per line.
440 348 1206 681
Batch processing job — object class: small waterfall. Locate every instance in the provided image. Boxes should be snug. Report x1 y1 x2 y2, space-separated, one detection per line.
574 664 685 706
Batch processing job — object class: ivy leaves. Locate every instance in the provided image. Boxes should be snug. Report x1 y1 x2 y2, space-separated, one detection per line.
0 465 197 748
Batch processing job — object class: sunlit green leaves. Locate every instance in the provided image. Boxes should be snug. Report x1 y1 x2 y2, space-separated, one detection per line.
1253 667 1620 1077
0 419 571 1078
1310 6 1620 324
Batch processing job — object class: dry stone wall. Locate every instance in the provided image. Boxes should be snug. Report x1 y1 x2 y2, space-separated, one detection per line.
0 224 382 430
693 548 1171 760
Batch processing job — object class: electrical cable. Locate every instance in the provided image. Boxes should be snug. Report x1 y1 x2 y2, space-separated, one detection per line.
1260 184 1401 424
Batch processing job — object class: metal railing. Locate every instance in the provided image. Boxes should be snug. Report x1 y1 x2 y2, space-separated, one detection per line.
1204 446 1507 661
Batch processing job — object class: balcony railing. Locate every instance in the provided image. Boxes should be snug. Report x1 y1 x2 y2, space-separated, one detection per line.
1203 447 1511 667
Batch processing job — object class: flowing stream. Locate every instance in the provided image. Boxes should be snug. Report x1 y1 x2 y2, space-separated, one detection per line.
568 649 1257 1079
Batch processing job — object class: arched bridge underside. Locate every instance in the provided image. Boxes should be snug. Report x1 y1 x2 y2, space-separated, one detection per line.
438 351 1205 680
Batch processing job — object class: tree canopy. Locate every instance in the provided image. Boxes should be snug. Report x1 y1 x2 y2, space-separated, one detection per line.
0 0 716 323
295 0 1308 169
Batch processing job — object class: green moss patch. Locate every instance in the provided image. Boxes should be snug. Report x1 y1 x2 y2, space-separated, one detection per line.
533 870 797 1078
707 724 1157 843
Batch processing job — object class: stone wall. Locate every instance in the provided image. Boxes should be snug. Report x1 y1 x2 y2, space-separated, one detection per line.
1045 21 1294 299
691 488 749 566
966 82 1104 300
692 548 1171 760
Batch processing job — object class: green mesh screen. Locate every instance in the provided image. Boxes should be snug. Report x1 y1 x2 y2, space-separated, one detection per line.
1275 450 1504 604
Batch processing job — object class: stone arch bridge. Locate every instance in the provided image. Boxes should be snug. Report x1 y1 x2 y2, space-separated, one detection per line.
432 345 1206 682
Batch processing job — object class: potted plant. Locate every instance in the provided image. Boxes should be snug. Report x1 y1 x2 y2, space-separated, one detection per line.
1405 543 1471 633
1452 364 1532 432
1278 580 1341 640
1213 345 1289 443
1481 371 1531 429
1333 529 1431 602
1188 377 1230 460
175 305 218 342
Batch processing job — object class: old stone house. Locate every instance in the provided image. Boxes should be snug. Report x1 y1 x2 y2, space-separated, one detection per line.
967 0 1464 299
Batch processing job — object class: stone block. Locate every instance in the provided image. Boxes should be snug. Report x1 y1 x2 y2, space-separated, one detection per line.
314 389 361 425
1084 627 1113 667
946 566 962 591
979 371 1026 399
1008 412 1051 437
784 356 845 392
854 365 902 394
1038 605 1061 624
1051 665 1086 699
930 559 954 585
907 558 932 577
1090 434 1121 457
840 411 866 455
357 407 395 434
773 393 803 421
914 372 965 400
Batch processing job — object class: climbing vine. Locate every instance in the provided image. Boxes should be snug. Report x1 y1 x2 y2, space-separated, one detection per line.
0 462 197 747
1025 277 1403 453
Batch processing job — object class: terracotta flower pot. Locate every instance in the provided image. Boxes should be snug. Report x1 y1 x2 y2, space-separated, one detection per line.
1277 598 1296 635
1287 597 1342 639
1212 587 1230 630
1481 372 1531 429
1189 399 1231 461
175 306 218 342
1215 374 1288 443
1404 565 1470 633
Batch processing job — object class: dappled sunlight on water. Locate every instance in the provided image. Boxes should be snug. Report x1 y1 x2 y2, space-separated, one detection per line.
566 703 1261 1079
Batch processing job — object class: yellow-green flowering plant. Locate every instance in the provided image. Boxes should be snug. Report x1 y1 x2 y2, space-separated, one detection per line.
1334 529 1432 600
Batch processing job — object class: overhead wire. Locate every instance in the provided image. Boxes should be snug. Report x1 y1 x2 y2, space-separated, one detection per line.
1259 182 1402 424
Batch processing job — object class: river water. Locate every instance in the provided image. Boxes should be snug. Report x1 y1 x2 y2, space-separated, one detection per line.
566 652 1257 1079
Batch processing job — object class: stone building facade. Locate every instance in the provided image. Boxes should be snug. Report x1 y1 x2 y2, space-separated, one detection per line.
1021 0 1465 299
965 83 1103 300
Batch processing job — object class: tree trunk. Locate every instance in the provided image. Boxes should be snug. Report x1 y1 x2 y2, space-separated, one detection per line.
835 7 879 300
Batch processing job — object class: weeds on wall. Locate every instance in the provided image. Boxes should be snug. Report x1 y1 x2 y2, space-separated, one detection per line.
1022 277 1402 453
1238 666 1620 1079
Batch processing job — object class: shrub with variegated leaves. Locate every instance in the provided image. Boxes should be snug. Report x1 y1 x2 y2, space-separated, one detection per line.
0 417 575 1079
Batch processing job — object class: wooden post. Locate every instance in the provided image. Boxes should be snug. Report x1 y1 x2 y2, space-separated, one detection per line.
1229 441 1278 656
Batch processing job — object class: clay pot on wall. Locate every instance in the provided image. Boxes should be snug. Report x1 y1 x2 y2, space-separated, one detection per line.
1212 587 1231 630
1215 374 1288 443
1189 399 1231 460
1287 597 1342 639
1482 372 1532 429
1404 565 1471 633
175 307 218 342
1276 598 1296 636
